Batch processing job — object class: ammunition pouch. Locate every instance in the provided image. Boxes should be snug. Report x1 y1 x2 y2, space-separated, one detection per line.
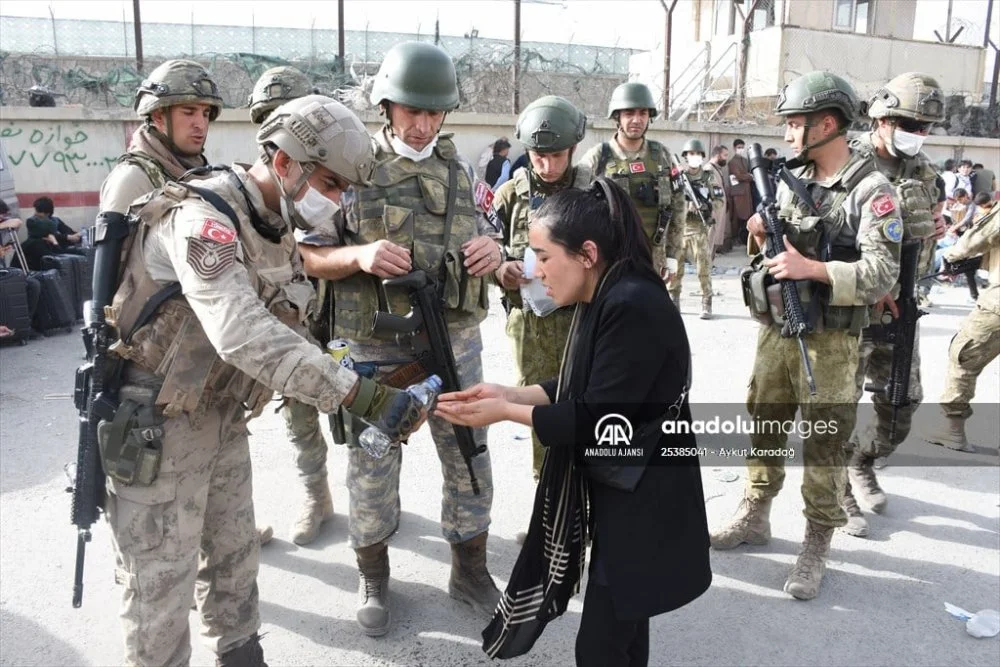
98 385 164 487
442 249 489 314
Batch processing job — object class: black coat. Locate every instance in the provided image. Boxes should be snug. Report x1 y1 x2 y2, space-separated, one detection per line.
533 265 712 621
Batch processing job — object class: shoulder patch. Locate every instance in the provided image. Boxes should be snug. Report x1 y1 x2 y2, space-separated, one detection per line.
882 218 904 243
474 179 495 212
187 236 238 280
871 194 896 217
200 218 236 244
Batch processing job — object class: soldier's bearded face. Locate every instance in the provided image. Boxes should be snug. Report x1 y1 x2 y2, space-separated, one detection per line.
618 108 650 140
389 104 446 151
529 149 572 183
155 104 212 154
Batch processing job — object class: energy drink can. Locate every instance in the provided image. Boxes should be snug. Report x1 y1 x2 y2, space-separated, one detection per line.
326 339 354 370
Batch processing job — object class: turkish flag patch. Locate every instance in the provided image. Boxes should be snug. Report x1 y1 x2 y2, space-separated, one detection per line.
629 161 646 174
187 236 238 280
474 180 495 212
200 218 237 245
871 194 896 217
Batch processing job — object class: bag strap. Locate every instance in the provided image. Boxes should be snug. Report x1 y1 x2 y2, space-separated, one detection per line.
595 142 610 177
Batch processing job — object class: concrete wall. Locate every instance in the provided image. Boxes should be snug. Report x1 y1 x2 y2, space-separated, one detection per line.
783 0 916 37
1 106 996 229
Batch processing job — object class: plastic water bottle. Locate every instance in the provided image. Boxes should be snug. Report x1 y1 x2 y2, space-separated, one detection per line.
358 375 443 459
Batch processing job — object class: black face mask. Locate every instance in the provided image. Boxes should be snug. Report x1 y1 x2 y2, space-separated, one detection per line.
717 159 728 166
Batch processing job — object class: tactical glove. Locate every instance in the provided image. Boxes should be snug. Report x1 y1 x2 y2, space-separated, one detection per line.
347 377 424 442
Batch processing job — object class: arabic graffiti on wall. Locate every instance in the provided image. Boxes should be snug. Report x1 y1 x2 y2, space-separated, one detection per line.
1 122 119 175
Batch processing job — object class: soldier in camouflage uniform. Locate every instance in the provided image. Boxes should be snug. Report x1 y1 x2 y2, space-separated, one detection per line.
100 95 424 666
493 95 589 483
843 72 947 538
579 82 685 282
667 138 725 318
248 66 334 547
926 204 1000 451
100 60 221 214
710 72 901 600
295 42 503 637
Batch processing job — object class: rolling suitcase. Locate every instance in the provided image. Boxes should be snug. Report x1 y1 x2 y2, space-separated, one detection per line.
42 253 88 320
0 268 32 345
33 268 75 333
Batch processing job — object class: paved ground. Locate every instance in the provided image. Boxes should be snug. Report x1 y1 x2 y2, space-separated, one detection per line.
1 250 998 666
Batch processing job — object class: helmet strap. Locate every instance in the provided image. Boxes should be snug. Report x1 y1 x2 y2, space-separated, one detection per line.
149 111 202 159
788 115 844 169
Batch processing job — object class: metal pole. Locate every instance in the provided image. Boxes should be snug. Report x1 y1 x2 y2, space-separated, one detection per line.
513 0 521 114
49 5 59 57
737 0 761 117
132 0 143 73
659 0 678 120
985 0 995 47
945 0 953 41
338 0 346 74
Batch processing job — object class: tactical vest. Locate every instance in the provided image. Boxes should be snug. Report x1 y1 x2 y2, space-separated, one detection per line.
106 175 312 425
595 140 671 242
850 134 938 242
503 165 592 310
334 133 487 341
117 152 170 190
769 152 878 333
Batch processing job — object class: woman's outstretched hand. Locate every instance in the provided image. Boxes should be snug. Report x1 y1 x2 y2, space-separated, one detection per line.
437 382 511 404
435 397 509 428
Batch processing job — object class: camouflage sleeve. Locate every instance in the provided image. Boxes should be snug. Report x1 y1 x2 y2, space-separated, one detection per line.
492 180 518 248
154 200 359 412
578 144 602 177
825 174 902 306
99 163 155 214
656 148 677 211
944 207 1000 262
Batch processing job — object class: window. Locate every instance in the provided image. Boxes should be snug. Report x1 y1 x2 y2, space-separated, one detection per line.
834 0 872 34
751 0 776 31
714 0 735 36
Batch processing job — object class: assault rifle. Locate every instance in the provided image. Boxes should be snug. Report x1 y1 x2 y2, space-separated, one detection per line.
863 241 925 442
920 255 982 301
69 212 130 607
670 154 713 228
747 143 818 396
371 270 487 495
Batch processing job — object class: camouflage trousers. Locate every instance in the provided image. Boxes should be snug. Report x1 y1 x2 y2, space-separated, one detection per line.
506 305 574 480
282 398 328 479
106 397 259 666
848 325 924 459
940 302 1000 418
745 325 860 528
668 231 713 302
344 324 493 548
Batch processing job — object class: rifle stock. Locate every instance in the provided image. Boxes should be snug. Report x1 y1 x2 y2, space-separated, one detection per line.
670 154 713 228
371 270 486 495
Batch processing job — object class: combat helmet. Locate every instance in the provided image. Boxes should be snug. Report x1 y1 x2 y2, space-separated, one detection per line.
681 138 706 155
134 59 223 120
775 71 859 124
607 82 658 119
370 41 460 112
249 66 317 124
515 95 587 153
257 94 375 187
867 72 945 124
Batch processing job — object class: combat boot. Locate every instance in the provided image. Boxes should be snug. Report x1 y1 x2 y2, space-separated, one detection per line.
291 471 334 546
355 542 390 636
257 525 274 546
847 450 887 514
926 417 974 452
784 521 835 600
216 633 267 667
709 495 772 550
449 532 502 618
839 480 868 538
700 296 712 320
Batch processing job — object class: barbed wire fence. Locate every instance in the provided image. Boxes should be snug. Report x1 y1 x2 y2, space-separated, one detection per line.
0 12 635 119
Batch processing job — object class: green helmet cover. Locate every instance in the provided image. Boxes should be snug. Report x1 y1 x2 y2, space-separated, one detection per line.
515 95 587 153
775 71 859 123
370 41 460 111
607 82 658 118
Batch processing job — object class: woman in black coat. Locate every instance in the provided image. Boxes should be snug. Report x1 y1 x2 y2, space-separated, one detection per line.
436 178 712 667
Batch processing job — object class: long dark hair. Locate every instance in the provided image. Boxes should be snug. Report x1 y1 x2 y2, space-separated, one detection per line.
531 176 662 289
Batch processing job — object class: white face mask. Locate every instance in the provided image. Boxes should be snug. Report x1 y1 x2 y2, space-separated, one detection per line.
891 129 927 157
390 134 438 162
280 183 340 232
686 155 704 169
